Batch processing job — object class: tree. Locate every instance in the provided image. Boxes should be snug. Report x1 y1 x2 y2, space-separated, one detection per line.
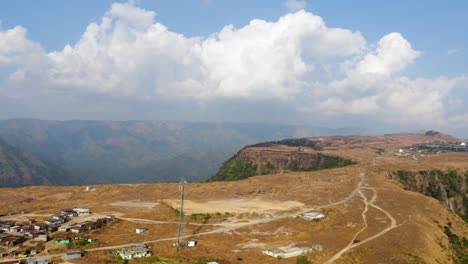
296 256 312 264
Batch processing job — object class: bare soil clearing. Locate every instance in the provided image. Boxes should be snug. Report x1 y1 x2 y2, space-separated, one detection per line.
165 198 304 215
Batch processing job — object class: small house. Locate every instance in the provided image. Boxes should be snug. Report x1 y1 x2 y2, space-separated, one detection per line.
72 208 90 217
21 226 34 233
34 234 49 242
26 258 50 264
135 228 147 234
1 224 12 232
58 226 71 232
61 209 77 218
33 224 47 231
9 226 22 233
70 227 83 234
0 236 24 247
262 247 312 259
47 225 59 233
118 246 152 260
187 241 197 247
63 252 82 260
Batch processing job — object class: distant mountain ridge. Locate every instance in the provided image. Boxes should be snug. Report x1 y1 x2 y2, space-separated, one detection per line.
0 119 368 186
0 136 69 187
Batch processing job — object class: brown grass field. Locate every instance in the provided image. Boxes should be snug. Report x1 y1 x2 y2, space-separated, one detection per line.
0 133 467 263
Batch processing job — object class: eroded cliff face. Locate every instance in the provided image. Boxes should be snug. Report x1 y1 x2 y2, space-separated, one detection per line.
237 148 321 173
388 169 467 219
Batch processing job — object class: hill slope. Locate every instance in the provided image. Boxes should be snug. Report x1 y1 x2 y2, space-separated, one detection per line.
0 137 69 187
0 133 466 263
210 138 356 181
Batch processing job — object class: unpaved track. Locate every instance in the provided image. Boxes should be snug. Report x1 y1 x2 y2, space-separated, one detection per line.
118 217 225 226
324 186 398 263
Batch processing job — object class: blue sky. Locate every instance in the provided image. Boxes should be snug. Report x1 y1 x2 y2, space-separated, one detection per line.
0 0 467 136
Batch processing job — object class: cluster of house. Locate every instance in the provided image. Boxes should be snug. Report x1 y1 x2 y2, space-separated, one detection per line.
0 258 51 264
0 208 92 250
0 207 113 262
412 141 468 153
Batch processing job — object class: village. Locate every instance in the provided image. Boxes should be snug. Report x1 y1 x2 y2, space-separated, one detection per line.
0 207 117 264
0 204 327 264
395 140 468 160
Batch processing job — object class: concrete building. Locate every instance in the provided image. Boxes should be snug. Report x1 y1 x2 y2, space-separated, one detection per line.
118 246 152 260
72 208 90 216
9 226 21 233
58 226 71 232
262 247 312 259
70 227 83 234
63 252 82 260
26 257 50 264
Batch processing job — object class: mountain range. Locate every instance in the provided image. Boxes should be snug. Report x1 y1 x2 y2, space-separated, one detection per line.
0 119 368 186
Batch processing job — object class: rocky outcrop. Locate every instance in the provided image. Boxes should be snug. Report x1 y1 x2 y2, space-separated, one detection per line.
388 169 467 219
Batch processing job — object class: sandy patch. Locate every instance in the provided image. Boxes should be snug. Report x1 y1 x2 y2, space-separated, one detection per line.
110 201 158 208
164 198 303 214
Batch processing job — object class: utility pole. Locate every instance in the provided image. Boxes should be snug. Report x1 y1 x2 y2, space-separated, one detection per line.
176 178 186 253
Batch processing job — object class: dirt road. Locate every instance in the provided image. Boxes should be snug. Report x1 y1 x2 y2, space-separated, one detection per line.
324 186 398 263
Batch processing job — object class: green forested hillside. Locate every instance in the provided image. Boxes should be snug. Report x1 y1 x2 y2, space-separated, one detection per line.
210 147 356 182
0 137 69 187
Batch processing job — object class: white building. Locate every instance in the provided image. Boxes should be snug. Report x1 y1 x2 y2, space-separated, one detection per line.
300 212 325 220
461 142 466 146
187 241 197 247
73 208 90 216
262 247 312 259
135 228 147 234
58 226 71 232
118 246 152 260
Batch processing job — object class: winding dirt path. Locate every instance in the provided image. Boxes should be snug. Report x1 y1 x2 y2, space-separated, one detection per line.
324 186 398 263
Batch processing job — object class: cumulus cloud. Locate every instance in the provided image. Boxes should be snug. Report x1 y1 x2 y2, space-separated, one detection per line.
284 0 307 12
353 32 421 76
0 1 467 134
5 3 366 101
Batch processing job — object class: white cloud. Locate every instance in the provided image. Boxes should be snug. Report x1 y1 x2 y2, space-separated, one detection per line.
5 4 366 101
353 33 421 76
284 0 307 12
0 26 45 67
0 1 467 133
